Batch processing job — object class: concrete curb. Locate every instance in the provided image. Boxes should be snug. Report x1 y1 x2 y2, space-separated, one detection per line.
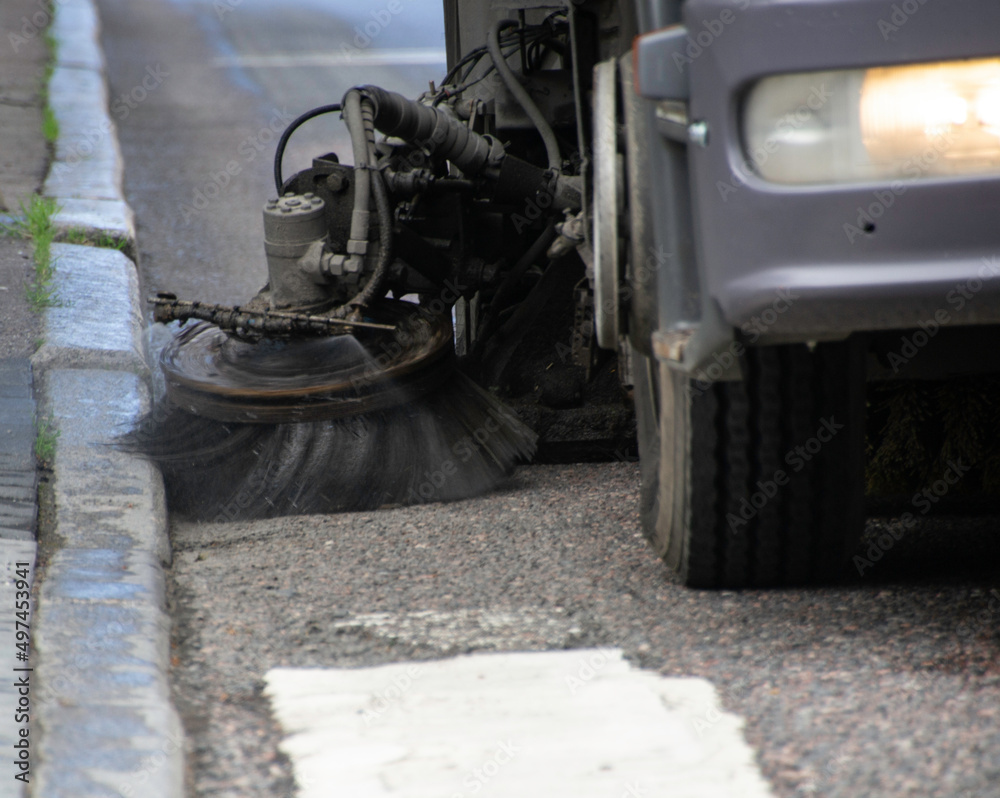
34 370 179 798
43 0 134 241
31 244 147 378
30 1 183 797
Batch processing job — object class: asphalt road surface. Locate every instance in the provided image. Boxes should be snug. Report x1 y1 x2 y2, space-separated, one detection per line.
96 1 1000 796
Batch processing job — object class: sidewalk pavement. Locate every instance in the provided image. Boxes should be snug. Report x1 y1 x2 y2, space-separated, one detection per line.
1 1 180 796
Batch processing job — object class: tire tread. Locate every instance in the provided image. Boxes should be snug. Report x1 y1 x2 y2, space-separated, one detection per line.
635 340 865 588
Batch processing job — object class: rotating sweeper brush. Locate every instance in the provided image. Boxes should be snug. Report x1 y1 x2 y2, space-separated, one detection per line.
129 297 537 520
124 30 591 519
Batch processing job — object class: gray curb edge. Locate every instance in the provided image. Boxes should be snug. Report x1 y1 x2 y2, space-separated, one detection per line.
43 0 133 242
31 2 182 797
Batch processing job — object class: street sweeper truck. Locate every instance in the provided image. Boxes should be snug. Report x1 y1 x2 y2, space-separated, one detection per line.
129 0 1000 588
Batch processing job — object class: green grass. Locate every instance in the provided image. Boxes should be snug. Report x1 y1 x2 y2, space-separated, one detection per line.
43 32 57 77
63 227 128 251
7 195 61 310
41 33 59 144
41 105 59 144
34 415 59 466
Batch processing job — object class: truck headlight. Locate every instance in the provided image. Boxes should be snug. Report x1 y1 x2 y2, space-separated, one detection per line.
744 57 1000 184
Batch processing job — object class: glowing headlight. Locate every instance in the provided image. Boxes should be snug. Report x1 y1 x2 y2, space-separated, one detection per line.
744 57 1000 184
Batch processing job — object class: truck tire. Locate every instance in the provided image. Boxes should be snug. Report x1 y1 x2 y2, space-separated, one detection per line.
633 341 866 588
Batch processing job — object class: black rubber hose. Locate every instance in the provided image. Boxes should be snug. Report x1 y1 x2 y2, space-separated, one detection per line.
341 167 393 313
470 222 558 362
273 103 341 194
487 221 558 316
487 19 562 172
350 100 393 310
328 91 376 319
343 90 372 250
355 85 501 176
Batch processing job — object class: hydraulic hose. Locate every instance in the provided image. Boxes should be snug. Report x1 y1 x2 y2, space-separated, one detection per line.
354 85 503 176
487 19 562 172
327 90 378 319
349 85 579 208
348 100 393 310
273 103 341 194
343 90 372 250
328 79 576 316
470 222 558 363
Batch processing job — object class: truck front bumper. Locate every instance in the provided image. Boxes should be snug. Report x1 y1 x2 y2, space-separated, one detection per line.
670 0 1000 340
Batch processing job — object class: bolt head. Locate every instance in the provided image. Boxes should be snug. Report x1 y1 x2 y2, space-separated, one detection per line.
688 121 709 147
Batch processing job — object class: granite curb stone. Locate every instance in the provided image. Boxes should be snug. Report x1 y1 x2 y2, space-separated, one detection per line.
34 369 179 797
28 1 183 797
31 243 148 379
43 0 134 240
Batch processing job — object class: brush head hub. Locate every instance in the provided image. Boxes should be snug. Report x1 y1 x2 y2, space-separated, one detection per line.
160 300 454 423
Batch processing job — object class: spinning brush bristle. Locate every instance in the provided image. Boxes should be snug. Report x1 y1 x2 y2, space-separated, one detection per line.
120 369 537 522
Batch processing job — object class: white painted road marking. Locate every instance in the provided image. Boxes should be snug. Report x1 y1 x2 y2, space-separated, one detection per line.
265 649 776 798
212 49 447 69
